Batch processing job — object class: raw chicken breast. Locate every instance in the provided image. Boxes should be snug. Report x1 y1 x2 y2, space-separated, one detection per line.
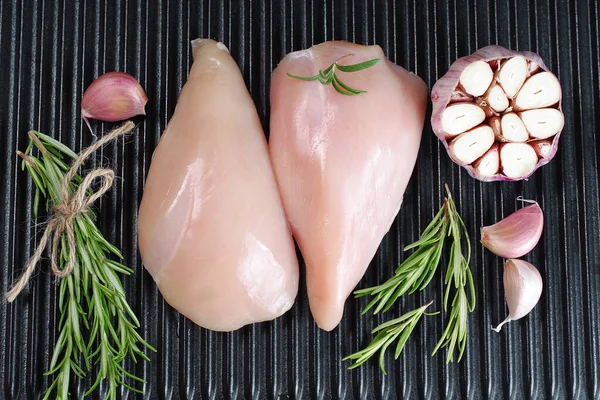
269 41 427 331
138 39 299 331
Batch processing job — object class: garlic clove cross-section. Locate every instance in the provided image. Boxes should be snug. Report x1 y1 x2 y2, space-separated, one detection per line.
448 125 495 165
500 143 538 179
459 60 494 97
431 45 564 181
472 143 500 179
441 103 486 137
488 85 509 112
514 72 562 110
519 108 565 139
497 56 528 98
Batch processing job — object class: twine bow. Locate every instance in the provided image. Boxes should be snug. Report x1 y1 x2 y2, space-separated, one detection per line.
6 121 135 302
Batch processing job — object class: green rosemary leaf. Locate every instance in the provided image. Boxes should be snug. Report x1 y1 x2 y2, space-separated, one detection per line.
333 74 367 95
121 381 145 394
415 243 444 291
330 76 356 96
335 58 380 72
360 294 382 315
118 365 147 383
394 318 417 358
372 310 419 333
35 131 78 159
48 328 67 371
32 187 41 218
286 72 321 81
377 330 402 373
59 362 70 399
24 161 47 196
24 139 34 161
404 208 445 250
106 259 133 275
466 266 476 312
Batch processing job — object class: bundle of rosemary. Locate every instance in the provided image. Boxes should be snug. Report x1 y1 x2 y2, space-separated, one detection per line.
345 185 475 371
8 125 154 399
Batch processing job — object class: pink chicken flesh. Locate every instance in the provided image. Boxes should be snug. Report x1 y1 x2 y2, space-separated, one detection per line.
269 41 427 331
138 39 299 331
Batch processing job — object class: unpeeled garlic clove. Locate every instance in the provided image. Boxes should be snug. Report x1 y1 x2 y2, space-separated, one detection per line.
430 45 564 182
81 72 148 133
492 259 543 332
481 199 543 258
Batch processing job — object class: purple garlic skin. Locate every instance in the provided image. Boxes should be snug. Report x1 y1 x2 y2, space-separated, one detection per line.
431 45 563 182
481 201 544 259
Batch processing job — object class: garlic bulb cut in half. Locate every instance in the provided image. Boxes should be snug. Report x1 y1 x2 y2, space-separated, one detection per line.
431 45 564 181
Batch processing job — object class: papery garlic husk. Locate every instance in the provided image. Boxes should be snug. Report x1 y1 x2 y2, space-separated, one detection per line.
481 200 543 258
530 138 554 159
431 45 563 182
492 259 543 332
81 72 148 132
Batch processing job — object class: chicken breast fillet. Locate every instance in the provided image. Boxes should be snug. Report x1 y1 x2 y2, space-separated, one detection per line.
269 41 427 331
138 39 299 331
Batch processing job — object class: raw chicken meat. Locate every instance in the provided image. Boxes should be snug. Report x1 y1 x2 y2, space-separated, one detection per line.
269 41 427 331
138 39 299 331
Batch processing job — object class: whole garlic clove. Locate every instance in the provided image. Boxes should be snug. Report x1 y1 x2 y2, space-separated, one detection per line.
492 259 543 332
81 72 148 133
481 199 544 259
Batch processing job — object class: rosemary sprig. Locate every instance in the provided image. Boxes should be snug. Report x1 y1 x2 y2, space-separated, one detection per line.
350 184 475 367
19 131 155 400
343 301 437 374
354 200 449 314
287 54 380 96
432 187 475 363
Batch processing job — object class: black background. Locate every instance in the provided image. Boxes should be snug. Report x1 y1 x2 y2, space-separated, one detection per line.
1 1 599 399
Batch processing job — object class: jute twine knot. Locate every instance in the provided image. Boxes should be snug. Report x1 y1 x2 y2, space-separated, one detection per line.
6 121 135 303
